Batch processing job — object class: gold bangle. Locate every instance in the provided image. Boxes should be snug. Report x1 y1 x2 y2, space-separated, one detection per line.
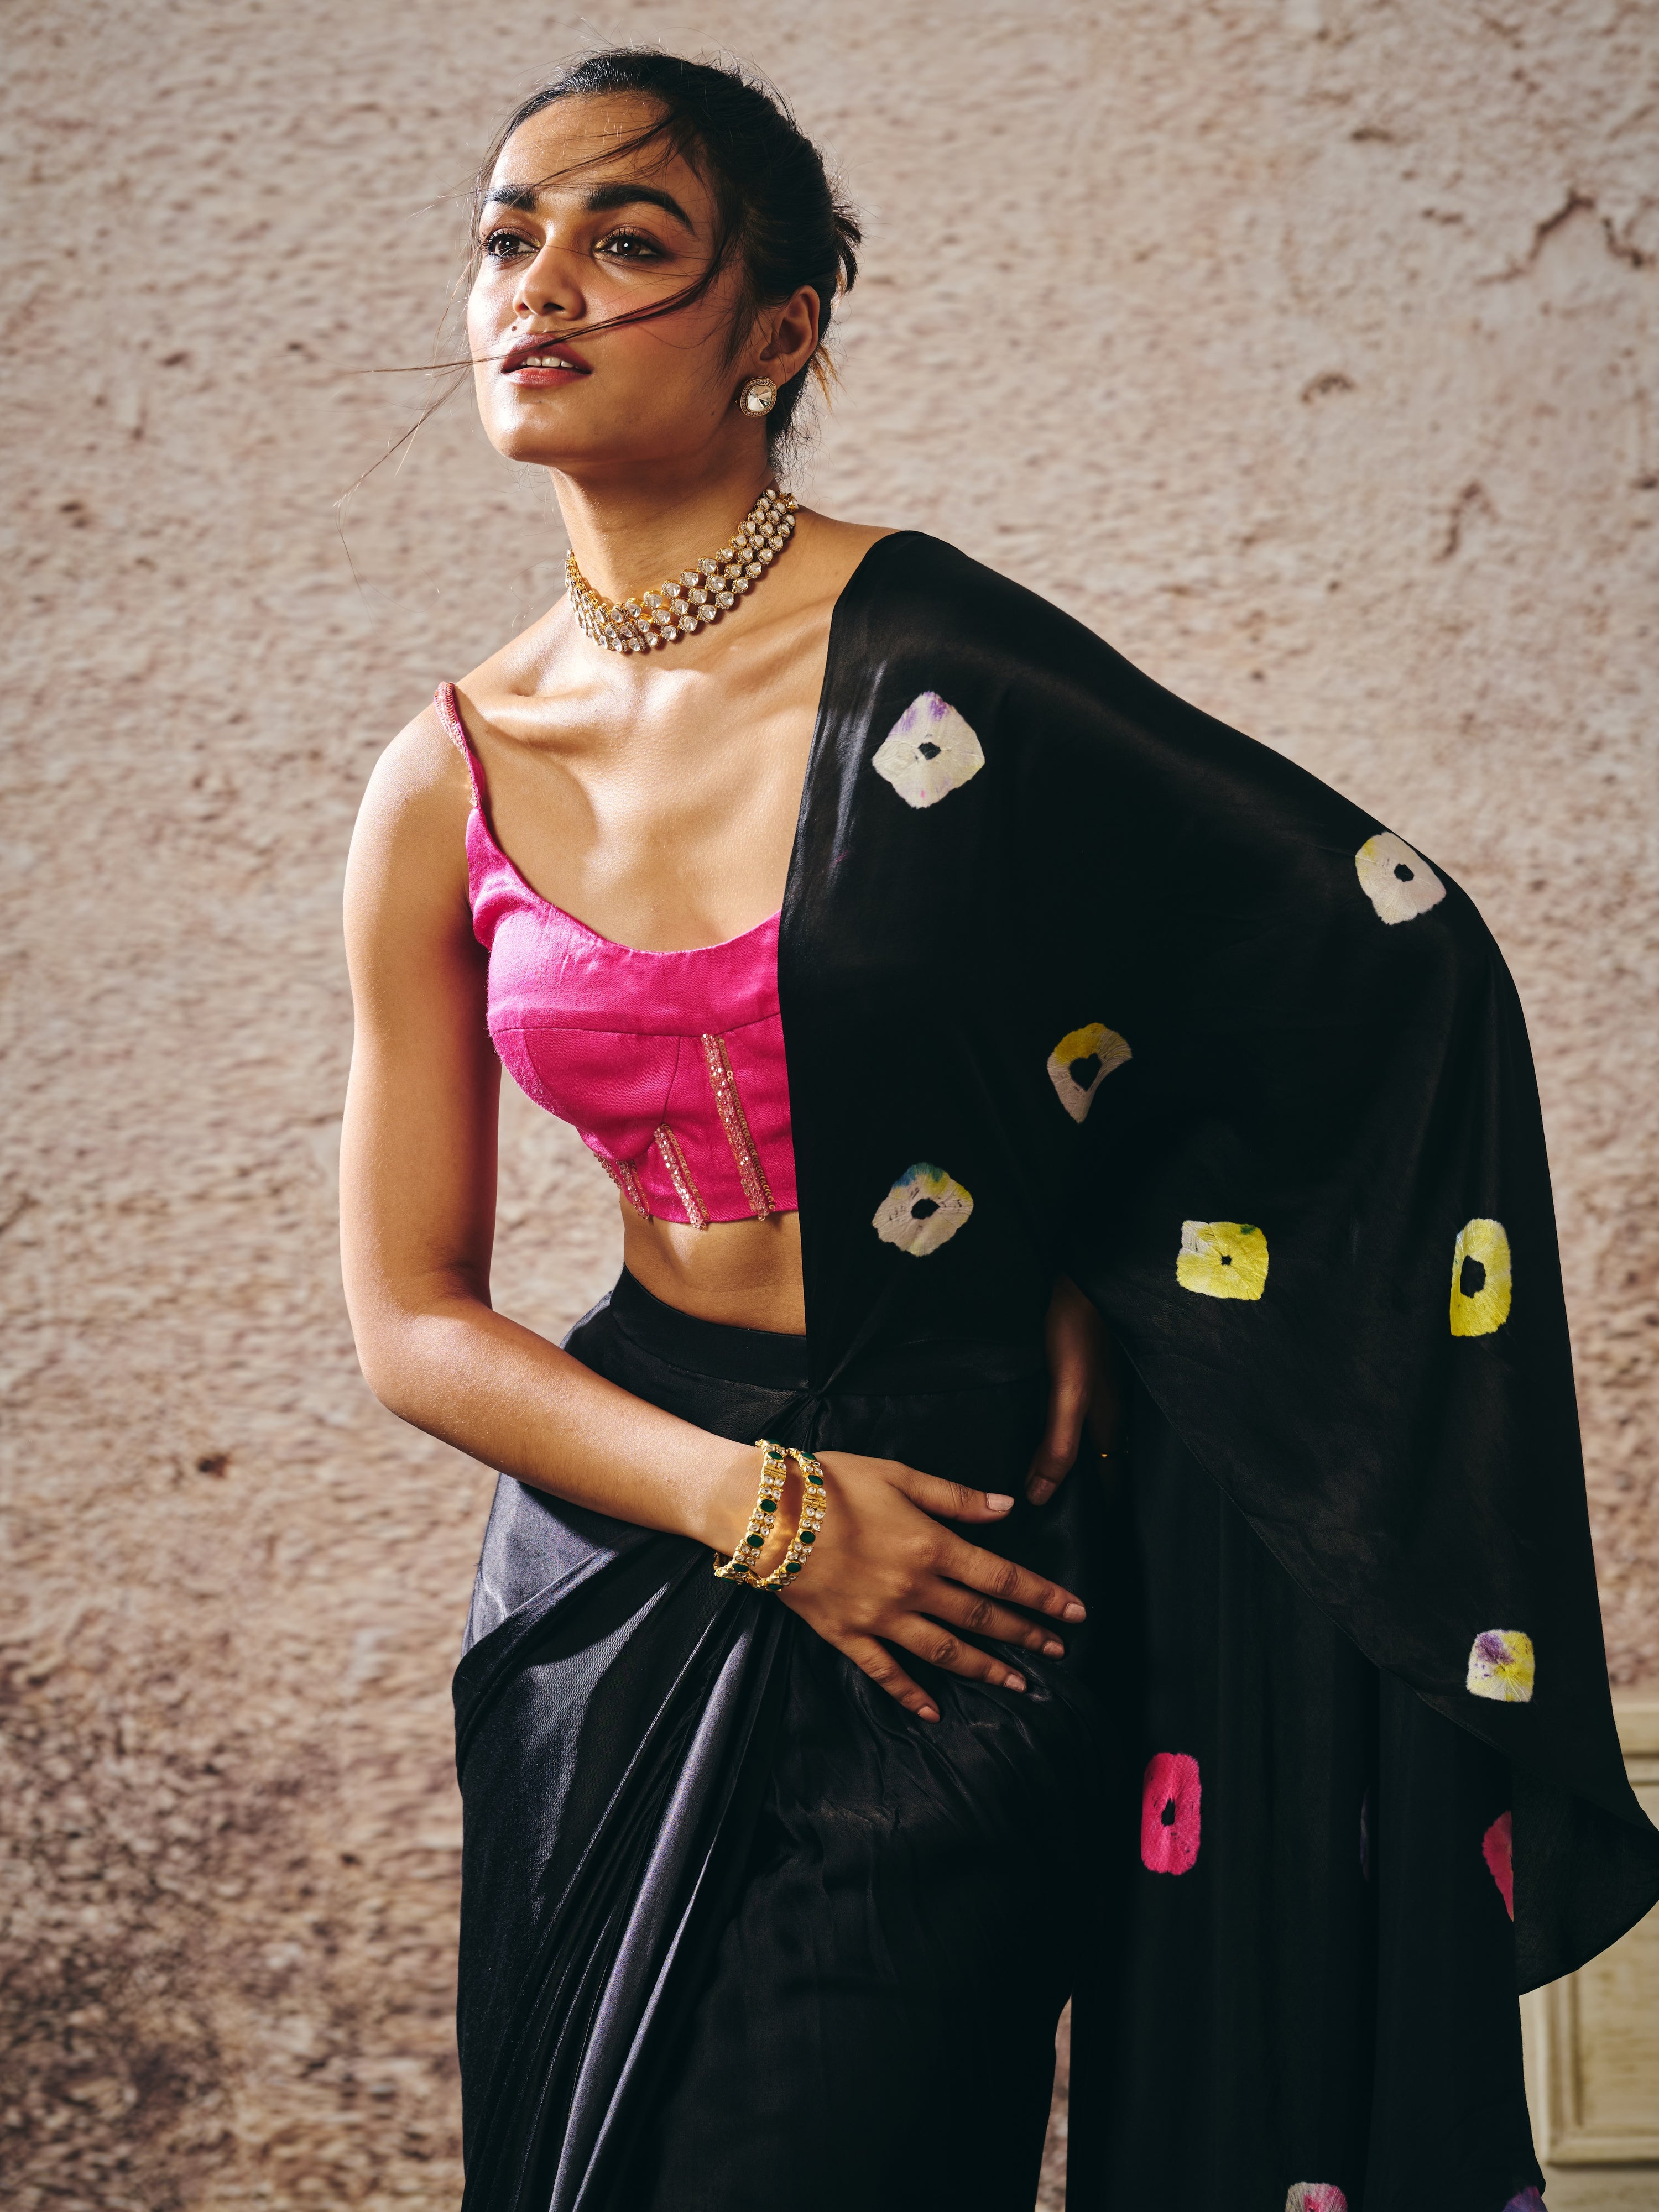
712 1440 789 1584
753 1447 828 1592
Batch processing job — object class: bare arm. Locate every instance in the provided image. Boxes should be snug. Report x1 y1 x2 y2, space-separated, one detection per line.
339 708 1086 1721
340 706 758 1549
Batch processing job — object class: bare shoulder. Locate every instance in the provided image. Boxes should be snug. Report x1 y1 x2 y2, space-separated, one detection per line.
795 510 897 586
801 511 895 554
363 696 473 816
346 699 474 937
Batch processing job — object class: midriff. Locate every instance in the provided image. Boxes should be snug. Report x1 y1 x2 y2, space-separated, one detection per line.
622 1211 806 1335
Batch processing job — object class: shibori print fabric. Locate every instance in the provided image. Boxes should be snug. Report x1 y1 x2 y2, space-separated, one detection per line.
1047 1020 1132 1121
869 689 985 808
779 532 1658 2005
870 1162 973 1256
1354 829 1446 923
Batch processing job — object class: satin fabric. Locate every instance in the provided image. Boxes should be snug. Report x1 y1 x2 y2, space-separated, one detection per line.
1076 1393 1540 2205
455 1270 1120 2211
778 534 1658 1998
456 1278 1544 2208
436 684 797 1224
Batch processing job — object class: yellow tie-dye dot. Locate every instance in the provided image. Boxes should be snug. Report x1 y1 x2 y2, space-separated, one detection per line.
1450 1219 1512 1337
1466 1629 1535 1704
1177 1221 1269 1301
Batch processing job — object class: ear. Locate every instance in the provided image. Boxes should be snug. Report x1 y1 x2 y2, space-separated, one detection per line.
752 284 822 388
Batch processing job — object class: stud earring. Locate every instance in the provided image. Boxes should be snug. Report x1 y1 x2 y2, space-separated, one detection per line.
737 376 778 418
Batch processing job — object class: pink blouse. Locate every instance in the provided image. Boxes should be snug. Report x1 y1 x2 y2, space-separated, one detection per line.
436 684 798 1228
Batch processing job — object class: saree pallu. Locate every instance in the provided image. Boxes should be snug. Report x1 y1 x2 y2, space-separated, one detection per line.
453 1272 1543 2210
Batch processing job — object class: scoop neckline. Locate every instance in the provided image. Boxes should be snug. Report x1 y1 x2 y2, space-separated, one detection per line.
449 530 909 960
469 809 782 959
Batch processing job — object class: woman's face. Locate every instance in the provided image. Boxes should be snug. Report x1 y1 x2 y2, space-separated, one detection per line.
467 95 805 475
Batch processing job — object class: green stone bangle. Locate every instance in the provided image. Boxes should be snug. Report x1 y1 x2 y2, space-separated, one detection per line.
712 1440 789 1584
754 1447 828 1593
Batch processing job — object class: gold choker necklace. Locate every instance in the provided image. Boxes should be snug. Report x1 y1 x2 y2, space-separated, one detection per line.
565 486 799 654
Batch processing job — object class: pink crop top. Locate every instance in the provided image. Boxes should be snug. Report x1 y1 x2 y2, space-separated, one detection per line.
436 684 798 1228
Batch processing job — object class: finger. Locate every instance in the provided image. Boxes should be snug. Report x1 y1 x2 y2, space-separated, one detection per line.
1032 1392 1086 1477
840 1634 941 1724
894 1617 1027 1693
927 1581 1067 1659
1028 1372 1088 1504
1026 1415 1093 1504
900 1470 1016 1523
940 1538 1087 1624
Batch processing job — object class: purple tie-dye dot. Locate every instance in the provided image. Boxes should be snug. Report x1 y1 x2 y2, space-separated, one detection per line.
1140 1751 1201 1875
1483 1810 1515 1920
1501 2192 1545 2211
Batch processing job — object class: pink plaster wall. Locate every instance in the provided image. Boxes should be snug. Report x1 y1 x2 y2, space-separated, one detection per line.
2 1 1652 2199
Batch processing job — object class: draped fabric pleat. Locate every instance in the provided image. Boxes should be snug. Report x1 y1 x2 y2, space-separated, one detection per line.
455 1273 1118 2212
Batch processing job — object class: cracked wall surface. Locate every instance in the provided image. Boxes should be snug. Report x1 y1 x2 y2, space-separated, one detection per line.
2 0 1654 2203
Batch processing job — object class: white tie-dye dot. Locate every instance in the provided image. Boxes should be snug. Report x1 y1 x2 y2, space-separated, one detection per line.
871 693 985 809
1046 1022 1133 1123
872 1162 974 1257
1355 832 1446 924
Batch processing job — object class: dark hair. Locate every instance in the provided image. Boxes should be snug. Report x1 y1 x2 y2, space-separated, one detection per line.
472 50 862 452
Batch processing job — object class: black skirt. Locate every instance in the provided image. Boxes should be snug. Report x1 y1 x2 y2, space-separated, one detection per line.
453 1271 1543 2211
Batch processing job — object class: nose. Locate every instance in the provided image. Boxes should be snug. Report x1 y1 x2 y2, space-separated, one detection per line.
514 239 582 325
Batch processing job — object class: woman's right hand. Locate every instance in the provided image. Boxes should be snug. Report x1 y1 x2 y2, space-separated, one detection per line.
761 1451 1087 1724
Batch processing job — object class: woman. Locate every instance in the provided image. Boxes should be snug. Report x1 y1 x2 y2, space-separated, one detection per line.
341 50 1658 2212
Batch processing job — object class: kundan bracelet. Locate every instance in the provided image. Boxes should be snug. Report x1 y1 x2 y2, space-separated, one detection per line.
712 1439 789 1583
753 1447 828 1591
711 1440 828 1591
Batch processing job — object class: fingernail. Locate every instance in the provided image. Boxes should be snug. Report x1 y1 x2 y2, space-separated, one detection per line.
1004 1673 1027 1693
918 1705 940 1724
1043 1640 1065 1658
1027 1480 1053 1505
1062 1602 1087 1622
986 1493 1014 1512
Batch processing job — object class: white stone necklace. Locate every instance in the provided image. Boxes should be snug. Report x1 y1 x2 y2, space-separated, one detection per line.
565 486 799 654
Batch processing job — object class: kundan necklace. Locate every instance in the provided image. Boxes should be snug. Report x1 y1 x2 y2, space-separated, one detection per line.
565 485 799 653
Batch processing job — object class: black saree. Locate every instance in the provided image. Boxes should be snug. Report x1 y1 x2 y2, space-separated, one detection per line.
453 534 1659 2211
455 1270 1123 2212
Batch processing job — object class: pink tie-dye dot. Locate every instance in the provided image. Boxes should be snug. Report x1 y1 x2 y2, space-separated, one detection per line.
1140 1751 1201 1875
1482 1810 1515 1920
1285 2187 1348 2212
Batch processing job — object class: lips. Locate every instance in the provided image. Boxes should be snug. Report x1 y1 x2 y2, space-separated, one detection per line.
502 333 590 378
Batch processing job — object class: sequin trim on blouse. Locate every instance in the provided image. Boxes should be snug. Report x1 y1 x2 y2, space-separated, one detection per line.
654 1123 709 1231
597 1152 652 1221
701 1033 777 1221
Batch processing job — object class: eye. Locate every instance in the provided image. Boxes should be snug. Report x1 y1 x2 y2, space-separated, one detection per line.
596 227 664 262
482 228 533 261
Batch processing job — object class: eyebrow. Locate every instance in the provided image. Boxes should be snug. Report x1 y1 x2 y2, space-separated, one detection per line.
482 178 697 231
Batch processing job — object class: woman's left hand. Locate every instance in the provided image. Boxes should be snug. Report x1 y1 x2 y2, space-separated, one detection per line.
1026 1274 1122 1505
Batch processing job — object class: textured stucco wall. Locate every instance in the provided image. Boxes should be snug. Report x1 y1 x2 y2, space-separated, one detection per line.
2 1 1653 2201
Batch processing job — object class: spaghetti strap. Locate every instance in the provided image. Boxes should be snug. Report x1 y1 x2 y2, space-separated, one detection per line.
434 682 488 814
